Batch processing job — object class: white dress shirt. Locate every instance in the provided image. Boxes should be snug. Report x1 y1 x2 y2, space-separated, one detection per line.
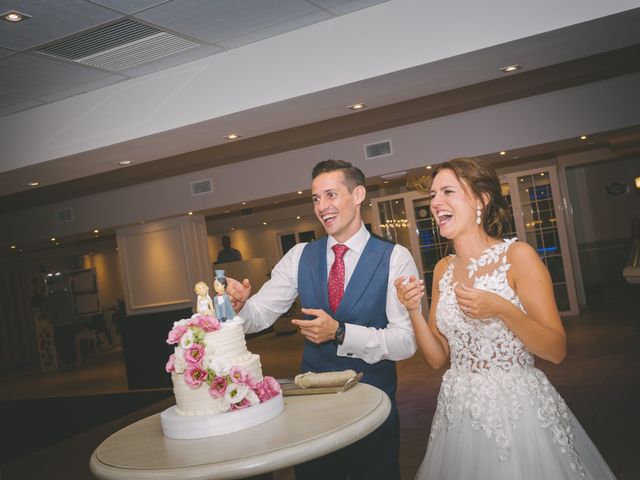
239 223 418 364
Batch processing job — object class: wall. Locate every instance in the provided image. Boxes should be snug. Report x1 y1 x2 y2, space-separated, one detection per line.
565 155 639 307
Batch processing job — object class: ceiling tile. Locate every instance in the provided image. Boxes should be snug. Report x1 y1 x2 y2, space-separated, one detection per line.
134 0 322 44
0 97 44 116
118 44 224 77
0 0 122 51
38 74 127 103
0 47 15 59
326 0 389 15
0 52 124 98
89 0 172 15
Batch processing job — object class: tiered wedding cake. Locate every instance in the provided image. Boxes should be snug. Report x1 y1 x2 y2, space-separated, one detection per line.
160 283 283 439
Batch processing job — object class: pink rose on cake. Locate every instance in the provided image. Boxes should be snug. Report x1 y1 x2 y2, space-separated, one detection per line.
166 324 187 344
229 366 249 385
197 314 221 332
184 343 205 365
254 376 282 402
184 365 208 388
208 375 228 399
165 354 176 373
232 390 260 411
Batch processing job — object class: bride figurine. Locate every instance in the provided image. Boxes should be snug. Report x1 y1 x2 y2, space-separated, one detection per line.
194 281 214 316
395 158 615 479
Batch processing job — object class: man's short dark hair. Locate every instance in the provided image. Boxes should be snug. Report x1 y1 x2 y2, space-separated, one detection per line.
312 159 365 192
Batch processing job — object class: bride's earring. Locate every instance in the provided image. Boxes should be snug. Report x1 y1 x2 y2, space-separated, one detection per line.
476 205 482 225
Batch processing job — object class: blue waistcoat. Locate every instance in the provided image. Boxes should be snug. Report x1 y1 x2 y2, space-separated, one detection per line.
297 235 397 401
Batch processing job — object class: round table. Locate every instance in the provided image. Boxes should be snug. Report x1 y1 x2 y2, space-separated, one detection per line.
90 383 390 479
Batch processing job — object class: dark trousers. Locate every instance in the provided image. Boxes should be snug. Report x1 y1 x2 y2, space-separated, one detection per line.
294 404 400 480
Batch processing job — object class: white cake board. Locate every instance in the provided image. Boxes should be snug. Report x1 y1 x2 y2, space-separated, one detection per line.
161 393 284 439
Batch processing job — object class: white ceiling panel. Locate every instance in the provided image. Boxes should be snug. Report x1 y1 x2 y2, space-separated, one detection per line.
37 74 127 103
89 0 172 15
0 0 122 50
0 52 123 98
309 0 389 15
217 10 333 50
133 0 323 44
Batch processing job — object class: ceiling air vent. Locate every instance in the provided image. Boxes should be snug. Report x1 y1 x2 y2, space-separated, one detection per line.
190 179 213 196
364 140 393 160
34 19 200 71
54 208 74 224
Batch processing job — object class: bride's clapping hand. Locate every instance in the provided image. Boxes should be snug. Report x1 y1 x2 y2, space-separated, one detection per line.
394 275 424 314
454 283 508 319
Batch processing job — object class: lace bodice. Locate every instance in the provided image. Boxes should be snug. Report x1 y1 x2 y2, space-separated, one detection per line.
436 237 534 372
430 239 586 477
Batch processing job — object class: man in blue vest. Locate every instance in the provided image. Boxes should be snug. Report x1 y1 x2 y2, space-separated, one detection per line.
228 159 418 480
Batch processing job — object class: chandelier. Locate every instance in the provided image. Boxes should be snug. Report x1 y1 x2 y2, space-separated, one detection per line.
406 175 432 193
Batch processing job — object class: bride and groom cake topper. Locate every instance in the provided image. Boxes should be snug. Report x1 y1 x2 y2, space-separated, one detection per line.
194 270 235 322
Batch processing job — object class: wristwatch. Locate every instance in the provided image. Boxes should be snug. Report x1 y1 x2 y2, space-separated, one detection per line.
335 323 345 345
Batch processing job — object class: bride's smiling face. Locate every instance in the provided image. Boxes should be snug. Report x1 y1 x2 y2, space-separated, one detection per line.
429 169 479 239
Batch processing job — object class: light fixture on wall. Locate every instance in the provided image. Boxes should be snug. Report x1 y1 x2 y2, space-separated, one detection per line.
499 64 521 73
635 176 640 190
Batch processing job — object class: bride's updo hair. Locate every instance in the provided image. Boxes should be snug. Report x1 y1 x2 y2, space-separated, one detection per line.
431 158 511 238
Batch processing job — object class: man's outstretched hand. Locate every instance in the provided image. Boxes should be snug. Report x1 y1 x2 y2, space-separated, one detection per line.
226 277 252 313
292 308 340 344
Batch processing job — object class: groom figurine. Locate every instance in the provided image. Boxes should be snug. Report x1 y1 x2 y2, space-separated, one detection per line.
228 159 418 480
213 270 235 322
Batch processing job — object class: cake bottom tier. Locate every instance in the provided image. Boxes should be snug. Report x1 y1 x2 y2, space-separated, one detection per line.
160 393 284 439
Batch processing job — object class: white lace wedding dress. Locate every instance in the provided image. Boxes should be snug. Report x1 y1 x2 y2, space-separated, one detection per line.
416 239 616 479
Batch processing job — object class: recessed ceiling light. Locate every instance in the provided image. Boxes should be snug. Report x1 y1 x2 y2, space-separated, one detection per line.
383 180 389 184
116 160 133 166
242 202 246 205
55 242 60 246
50 237 56 242
262 221 267 225
296 216 301 220
499 151 507 156
93 229 99 234
580 135 588 140
348 103 367 111
499 64 521 73
187 212 193 216
25 181 39 187
10 245 16 249
224 133 242 140
426 165 432 170
1 11 31 23
297 190 303 195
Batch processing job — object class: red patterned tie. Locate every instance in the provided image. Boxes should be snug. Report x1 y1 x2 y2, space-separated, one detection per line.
328 244 349 313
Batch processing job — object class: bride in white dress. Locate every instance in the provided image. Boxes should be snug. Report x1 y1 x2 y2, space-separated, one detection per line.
395 158 616 479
